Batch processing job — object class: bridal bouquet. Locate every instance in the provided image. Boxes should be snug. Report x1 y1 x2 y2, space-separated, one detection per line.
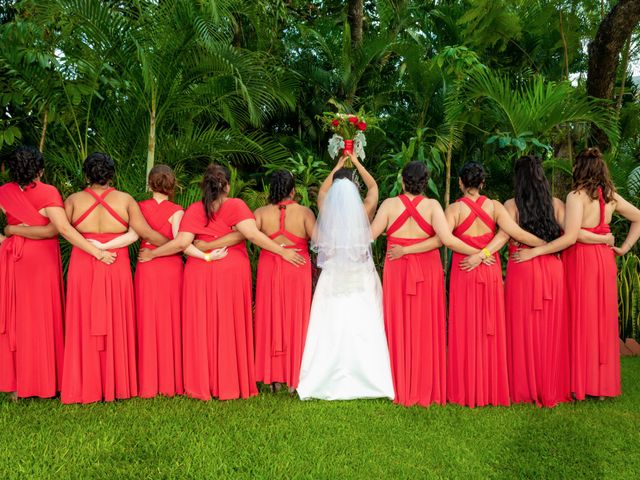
319 110 372 166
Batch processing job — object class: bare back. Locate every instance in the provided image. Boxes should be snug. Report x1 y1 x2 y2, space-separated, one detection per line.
65 188 130 234
575 189 616 228
255 202 315 246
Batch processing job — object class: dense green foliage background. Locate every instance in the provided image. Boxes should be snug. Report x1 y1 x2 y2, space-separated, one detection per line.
1 0 640 337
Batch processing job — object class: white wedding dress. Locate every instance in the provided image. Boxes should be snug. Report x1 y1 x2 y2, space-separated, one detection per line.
297 179 394 401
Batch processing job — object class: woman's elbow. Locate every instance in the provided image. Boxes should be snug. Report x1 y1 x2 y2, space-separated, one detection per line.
441 237 457 249
176 238 191 251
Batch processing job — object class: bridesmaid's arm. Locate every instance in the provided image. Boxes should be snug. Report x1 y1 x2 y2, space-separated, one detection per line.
387 236 443 261
139 231 195 261
4 223 58 239
46 205 116 264
612 193 640 255
434 202 479 255
512 191 582 262
493 200 545 247
235 218 305 266
577 230 615 245
193 231 245 252
170 211 226 261
127 197 170 247
459 199 517 271
89 228 140 250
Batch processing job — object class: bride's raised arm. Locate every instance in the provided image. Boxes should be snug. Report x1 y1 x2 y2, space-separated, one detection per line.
349 152 378 220
317 156 347 211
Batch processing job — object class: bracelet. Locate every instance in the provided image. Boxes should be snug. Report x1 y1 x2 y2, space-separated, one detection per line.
204 253 212 262
481 248 492 258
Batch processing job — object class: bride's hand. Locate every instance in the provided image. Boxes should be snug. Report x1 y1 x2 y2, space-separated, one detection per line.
336 155 347 169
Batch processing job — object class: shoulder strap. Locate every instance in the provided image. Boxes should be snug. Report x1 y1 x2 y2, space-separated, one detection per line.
269 200 300 243
597 187 606 227
73 188 128 228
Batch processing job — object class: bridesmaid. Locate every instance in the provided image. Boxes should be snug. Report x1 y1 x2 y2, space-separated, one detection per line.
0 146 115 400
514 148 640 400
371 161 496 407
445 162 546 408
61 152 169 404
253 171 315 393
139 164 305 401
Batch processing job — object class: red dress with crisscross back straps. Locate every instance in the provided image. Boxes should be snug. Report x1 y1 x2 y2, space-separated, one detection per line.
135 199 184 398
505 239 570 408
382 195 446 407
564 188 620 399
61 188 137 404
447 196 510 407
0 181 64 398
254 200 311 389
180 198 258 400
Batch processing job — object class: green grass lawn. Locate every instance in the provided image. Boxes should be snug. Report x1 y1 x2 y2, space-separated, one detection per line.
2 358 640 479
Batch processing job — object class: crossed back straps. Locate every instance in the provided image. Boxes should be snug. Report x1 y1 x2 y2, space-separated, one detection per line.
72 188 128 229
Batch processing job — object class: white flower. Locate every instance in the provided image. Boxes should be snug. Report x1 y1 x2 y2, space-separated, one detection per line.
354 131 367 160
328 134 344 159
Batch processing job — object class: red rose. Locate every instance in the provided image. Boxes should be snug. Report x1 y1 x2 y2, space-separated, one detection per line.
331 119 340 127
357 121 367 131
348 116 358 124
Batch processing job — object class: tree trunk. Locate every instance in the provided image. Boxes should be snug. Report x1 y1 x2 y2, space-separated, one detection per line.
617 34 633 113
586 0 640 149
39 108 49 153
146 105 156 189
347 0 364 49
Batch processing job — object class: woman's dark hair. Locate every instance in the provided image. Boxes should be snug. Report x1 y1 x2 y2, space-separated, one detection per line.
402 161 428 195
573 147 616 203
333 168 357 183
7 146 44 188
514 155 562 242
148 164 177 198
458 162 486 189
202 164 230 222
84 152 115 185
268 170 295 204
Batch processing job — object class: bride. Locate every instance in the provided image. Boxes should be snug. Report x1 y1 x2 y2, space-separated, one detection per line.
297 152 394 400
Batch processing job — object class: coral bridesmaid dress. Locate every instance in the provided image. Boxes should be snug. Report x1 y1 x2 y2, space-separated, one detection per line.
61 188 137 404
564 188 620 399
0 181 64 398
505 243 570 407
383 195 446 407
447 196 510 408
180 198 258 400
254 200 311 389
135 199 184 398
